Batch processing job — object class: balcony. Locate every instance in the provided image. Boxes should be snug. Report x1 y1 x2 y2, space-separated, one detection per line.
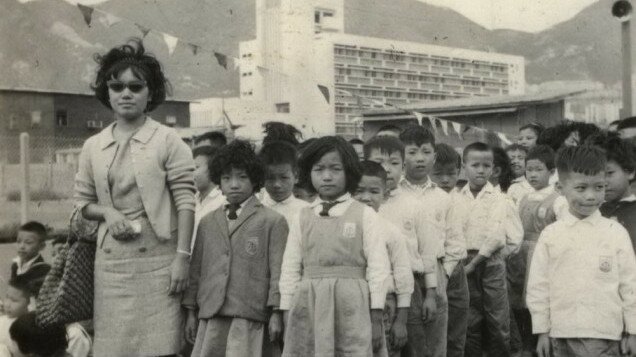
384 61 407 70
431 65 451 73
397 80 419 89
334 56 359 65
373 78 397 86
347 76 372 85
360 58 383 66
421 83 440 90
408 63 430 72
452 68 471 75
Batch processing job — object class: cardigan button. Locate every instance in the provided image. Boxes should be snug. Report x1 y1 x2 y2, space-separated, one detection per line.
103 248 111 254
139 247 147 253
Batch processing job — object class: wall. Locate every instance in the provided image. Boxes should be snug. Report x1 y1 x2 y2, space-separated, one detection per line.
0 162 76 199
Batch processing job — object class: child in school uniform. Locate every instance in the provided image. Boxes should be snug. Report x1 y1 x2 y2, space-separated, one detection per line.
517 123 543 149
506 144 534 205
506 145 560 356
258 141 309 224
10 222 50 285
279 136 390 356
0 277 32 357
183 140 289 357
354 160 414 357
598 134 636 250
527 145 636 357
397 126 462 357
430 143 470 357
458 142 522 357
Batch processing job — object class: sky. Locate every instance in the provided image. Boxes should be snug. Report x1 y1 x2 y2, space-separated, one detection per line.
418 0 600 33
24 0 600 34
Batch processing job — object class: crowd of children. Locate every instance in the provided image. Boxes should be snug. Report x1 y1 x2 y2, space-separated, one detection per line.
5 116 636 357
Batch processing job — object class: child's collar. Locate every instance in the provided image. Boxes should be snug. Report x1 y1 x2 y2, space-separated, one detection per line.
312 193 351 207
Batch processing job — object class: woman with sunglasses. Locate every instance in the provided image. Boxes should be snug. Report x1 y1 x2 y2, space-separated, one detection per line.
74 38 196 357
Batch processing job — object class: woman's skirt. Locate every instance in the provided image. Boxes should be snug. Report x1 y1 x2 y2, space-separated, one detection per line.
93 218 182 357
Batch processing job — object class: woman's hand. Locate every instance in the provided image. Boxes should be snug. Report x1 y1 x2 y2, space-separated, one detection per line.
168 254 190 295
185 309 198 344
536 333 550 357
104 208 132 240
371 309 384 352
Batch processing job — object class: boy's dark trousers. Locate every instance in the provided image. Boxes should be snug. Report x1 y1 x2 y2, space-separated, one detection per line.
446 261 469 357
465 250 511 357
551 338 621 357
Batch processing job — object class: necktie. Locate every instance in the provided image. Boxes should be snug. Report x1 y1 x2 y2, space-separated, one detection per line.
226 203 240 220
319 201 340 217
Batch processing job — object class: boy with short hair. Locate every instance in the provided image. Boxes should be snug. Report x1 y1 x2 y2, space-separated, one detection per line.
1 277 34 357
430 143 470 357
599 135 636 250
354 160 414 356
365 135 455 357
430 143 461 194
507 145 561 355
11 222 50 285
506 144 533 205
527 145 636 357
349 138 366 161
258 141 308 224
458 142 521 357
375 124 403 138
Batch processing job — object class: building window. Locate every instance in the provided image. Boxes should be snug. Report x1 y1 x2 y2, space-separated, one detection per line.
30 111 41 128
56 110 68 127
276 102 290 113
165 115 177 126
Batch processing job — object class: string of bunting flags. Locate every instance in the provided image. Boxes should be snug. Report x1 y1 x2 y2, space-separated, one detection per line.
336 89 514 144
75 3 242 69
73 2 514 145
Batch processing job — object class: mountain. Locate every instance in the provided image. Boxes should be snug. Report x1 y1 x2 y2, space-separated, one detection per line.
0 0 631 99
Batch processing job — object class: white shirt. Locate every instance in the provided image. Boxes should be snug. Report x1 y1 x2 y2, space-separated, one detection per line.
399 177 466 276
508 178 534 205
279 194 391 310
379 188 439 288
526 209 636 340
260 191 309 226
457 182 522 257
66 323 91 357
379 218 414 308
191 187 226 250
0 315 22 357
12 255 42 276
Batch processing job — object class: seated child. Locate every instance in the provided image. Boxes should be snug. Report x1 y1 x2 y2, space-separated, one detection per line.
506 144 533 205
458 142 521 357
598 134 636 250
11 222 50 286
354 160 414 357
183 140 289 357
258 141 309 224
527 145 636 357
0 277 32 357
10 312 69 357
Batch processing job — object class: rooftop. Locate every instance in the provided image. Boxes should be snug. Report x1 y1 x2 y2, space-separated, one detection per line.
0 86 194 103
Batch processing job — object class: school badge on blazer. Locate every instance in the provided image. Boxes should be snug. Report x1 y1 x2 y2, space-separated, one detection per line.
343 223 356 238
245 237 259 256
599 256 613 273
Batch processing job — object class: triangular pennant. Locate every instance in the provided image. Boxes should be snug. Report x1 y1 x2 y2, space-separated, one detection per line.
99 12 121 27
162 33 178 56
439 118 449 136
451 121 463 139
187 43 200 55
77 4 94 27
317 85 330 104
413 112 424 126
497 132 512 145
214 52 228 69
135 24 150 38
427 115 438 133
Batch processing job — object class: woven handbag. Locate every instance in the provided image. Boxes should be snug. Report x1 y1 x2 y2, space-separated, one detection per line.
36 208 98 328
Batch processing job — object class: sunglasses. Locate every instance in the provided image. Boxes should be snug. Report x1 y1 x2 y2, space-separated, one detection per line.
106 80 147 93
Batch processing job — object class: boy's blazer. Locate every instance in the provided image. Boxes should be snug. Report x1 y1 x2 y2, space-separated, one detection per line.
183 197 289 323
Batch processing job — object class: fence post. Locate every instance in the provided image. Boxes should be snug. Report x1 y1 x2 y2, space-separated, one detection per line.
20 132 30 224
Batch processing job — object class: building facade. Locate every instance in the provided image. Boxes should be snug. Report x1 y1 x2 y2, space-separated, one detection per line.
0 88 190 163
230 0 525 139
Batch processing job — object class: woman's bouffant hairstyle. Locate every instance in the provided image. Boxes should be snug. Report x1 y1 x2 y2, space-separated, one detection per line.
209 139 265 192
262 122 303 147
492 146 514 193
298 136 362 195
92 38 170 112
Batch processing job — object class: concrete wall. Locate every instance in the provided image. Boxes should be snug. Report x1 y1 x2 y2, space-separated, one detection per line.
0 162 77 199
